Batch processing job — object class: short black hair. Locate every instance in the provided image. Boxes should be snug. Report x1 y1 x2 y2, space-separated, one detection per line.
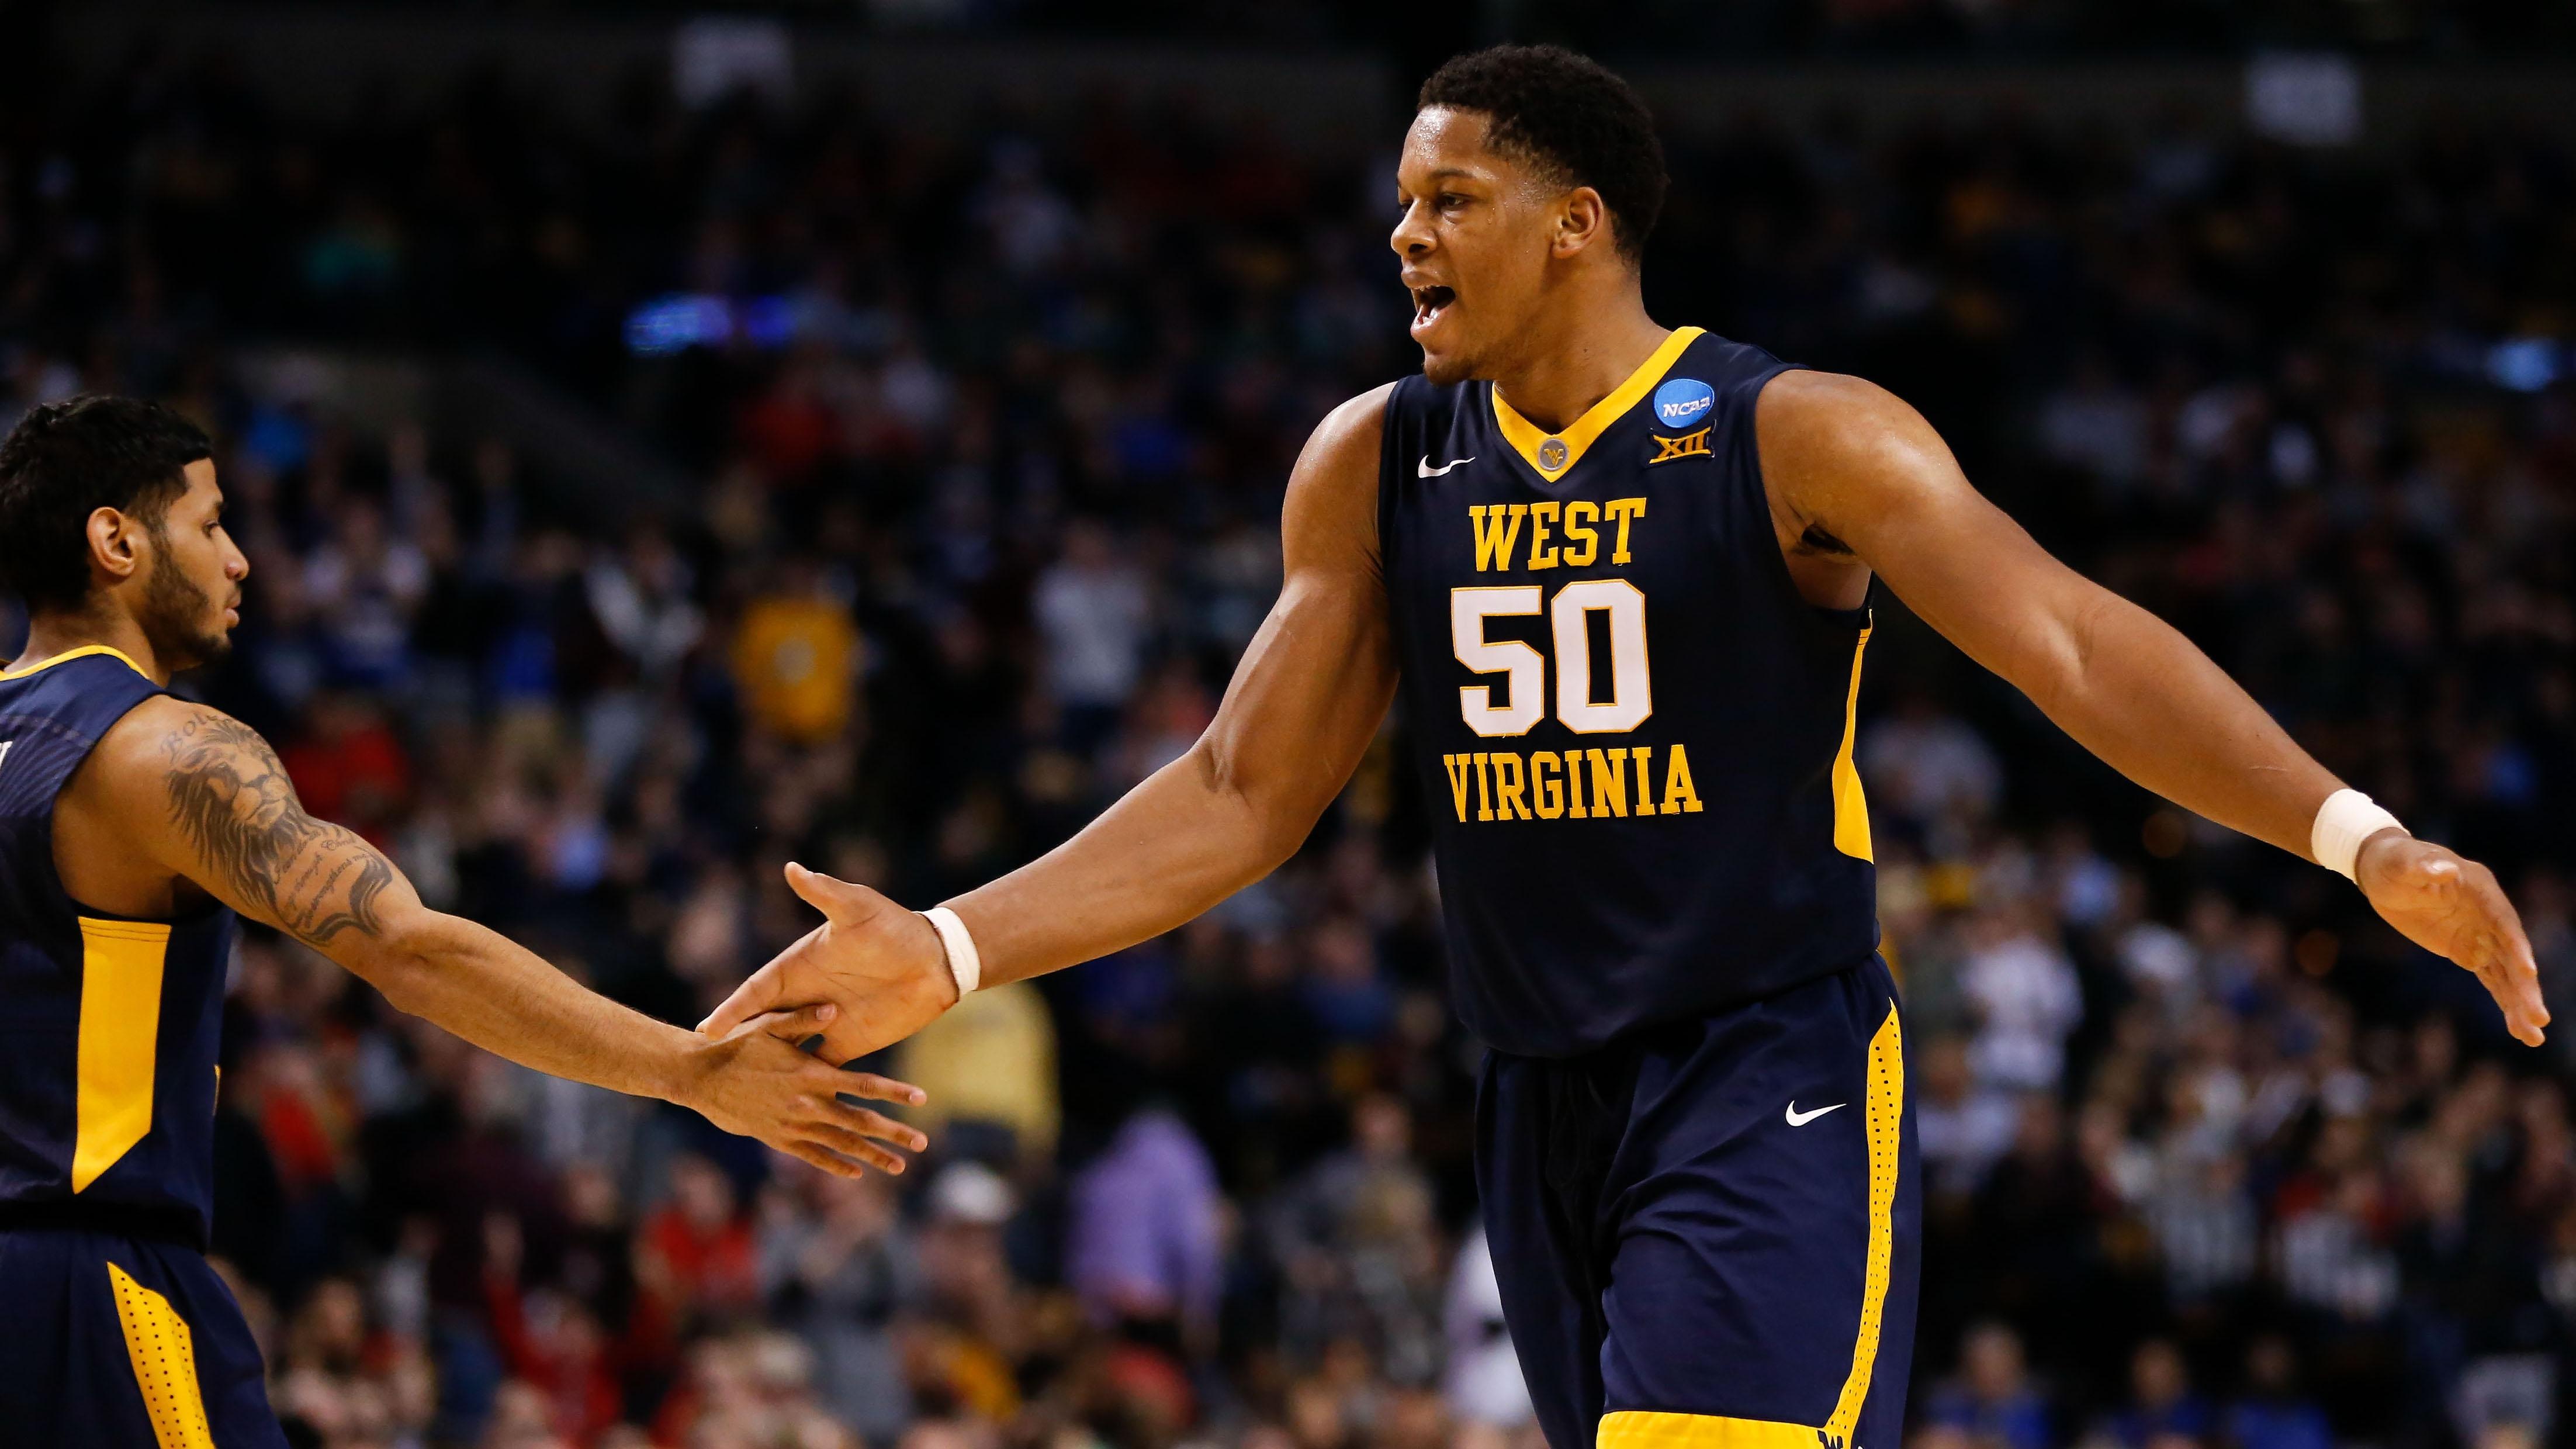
1417 45 1668 263
0 395 213 614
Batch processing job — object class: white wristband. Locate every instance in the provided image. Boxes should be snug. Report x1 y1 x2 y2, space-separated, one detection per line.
2312 788 2405 881
921 906 981 998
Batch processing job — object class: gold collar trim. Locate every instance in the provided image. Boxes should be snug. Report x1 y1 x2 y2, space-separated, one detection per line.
1490 326 1705 483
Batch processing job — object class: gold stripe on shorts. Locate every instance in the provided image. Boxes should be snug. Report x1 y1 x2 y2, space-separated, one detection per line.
106 1261 218 1449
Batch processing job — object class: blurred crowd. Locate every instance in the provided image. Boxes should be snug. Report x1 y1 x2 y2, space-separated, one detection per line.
6 36 2576 1449
53 0 2571 58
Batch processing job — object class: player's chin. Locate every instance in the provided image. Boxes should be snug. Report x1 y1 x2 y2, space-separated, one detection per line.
184 624 235 669
1418 344 1475 388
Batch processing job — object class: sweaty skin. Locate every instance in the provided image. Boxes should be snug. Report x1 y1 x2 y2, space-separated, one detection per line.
702 105 2546 1060
28 459 929 1178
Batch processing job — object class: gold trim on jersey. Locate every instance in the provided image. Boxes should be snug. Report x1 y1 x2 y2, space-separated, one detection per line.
107 1262 219 1449
0 644 150 680
1831 621 1872 862
1823 1003 1906 1449
73 917 171 1193
1490 326 1705 484
1598 1411 1818 1449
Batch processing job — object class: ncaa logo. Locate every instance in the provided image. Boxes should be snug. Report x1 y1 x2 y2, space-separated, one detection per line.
1654 377 1715 428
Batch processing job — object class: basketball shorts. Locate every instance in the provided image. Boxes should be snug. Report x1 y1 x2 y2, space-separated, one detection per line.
1476 955 1920 1449
0 1224 286 1448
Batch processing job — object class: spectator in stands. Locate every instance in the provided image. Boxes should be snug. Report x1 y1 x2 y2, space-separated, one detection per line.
1921 1320 2052 1449
2221 1335 2332 1449
2104 1339 2212 1448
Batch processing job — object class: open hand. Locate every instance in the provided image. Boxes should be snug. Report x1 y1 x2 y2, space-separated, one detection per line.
697 863 960 1064
2358 831 2550 1047
676 1000 931 1177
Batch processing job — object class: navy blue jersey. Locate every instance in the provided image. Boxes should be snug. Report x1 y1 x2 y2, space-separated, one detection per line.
0 647 233 1246
1379 327 1880 1057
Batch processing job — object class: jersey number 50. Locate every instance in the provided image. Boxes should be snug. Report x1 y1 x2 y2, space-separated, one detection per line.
1451 582 1650 737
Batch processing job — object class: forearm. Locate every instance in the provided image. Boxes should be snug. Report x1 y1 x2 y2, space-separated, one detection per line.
354 912 705 1102
2007 585 2339 860
695 388 1398 1061
946 743 1307 986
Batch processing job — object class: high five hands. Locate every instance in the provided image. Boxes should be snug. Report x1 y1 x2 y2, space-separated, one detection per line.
682 998 930 1178
700 863 962 1070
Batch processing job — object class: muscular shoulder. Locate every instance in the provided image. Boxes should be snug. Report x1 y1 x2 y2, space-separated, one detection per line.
72 696 262 813
1283 383 1396 576
84 695 398 946
55 698 286 917
87 695 274 784
1754 368 1965 540
74 696 307 862
1294 383 1394 492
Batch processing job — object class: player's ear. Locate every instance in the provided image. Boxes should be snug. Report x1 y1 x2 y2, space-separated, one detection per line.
1554 186 1611 260
85 506 144 588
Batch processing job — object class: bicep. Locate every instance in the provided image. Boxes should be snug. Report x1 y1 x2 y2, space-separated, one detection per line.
1761 372 2104 691
1196 388 1399 818
129 706 425 956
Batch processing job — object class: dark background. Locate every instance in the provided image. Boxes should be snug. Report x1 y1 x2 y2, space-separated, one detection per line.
4 2 2576 1447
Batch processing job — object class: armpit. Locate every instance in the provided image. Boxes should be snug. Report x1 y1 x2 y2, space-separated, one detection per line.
1795 523 1858 557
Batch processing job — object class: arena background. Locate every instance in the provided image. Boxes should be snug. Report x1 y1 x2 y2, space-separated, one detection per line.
5 2 2576 1446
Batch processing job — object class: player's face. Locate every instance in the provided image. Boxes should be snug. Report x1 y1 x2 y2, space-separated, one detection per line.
137 459 248 670
1391 106 1561 386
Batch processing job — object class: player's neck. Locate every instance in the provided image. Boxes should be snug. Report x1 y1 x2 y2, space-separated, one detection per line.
1486 292 1668 435
16 608 169 684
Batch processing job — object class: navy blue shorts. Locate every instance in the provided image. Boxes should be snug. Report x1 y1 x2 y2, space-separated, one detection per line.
0 1227 286 1447
1476 956 1920 1449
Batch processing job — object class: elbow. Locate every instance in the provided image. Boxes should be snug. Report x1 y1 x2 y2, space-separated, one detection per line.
1187 738 1318 874
2013 593 2112 723
337 917 448 1016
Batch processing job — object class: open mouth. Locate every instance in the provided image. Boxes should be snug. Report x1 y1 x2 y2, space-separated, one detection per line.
1410 285 1456 331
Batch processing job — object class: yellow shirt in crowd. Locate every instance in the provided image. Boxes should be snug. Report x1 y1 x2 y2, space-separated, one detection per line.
730 595 861 744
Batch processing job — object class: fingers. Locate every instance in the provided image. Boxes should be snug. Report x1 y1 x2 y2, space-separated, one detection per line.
830 1071 928 1106
778 1139 870 1180
798 1118 914 1175
769 1083 927 1177
2461 864 2549 1047
2488 966 2546 1048
746 1001 839 1044
784 861 885 925
2378 845 2551 1047
787 1071 928 1175
819 1097 930 1156
697 957 787 1038
801 1067 931 1149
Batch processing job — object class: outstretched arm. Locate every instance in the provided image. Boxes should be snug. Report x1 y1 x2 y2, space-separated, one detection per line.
700 385 1403 1063
88 699 927 1175
1760 369 2547 1045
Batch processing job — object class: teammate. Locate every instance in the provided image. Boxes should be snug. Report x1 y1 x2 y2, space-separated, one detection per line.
0 396 930 1446
702 45 2549 1449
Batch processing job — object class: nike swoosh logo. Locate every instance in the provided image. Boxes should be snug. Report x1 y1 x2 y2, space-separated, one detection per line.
1418 455 1475 478
1785 1101 1846 1127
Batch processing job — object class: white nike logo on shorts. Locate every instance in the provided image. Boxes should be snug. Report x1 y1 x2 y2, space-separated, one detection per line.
1785 1101 1846 1126
1418 455 1475 477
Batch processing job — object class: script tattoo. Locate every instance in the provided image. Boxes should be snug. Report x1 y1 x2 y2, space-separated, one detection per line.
161 711 392 946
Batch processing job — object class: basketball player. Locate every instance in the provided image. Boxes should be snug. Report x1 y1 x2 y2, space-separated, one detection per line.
0 396 927 1446
704 46 2548 1449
